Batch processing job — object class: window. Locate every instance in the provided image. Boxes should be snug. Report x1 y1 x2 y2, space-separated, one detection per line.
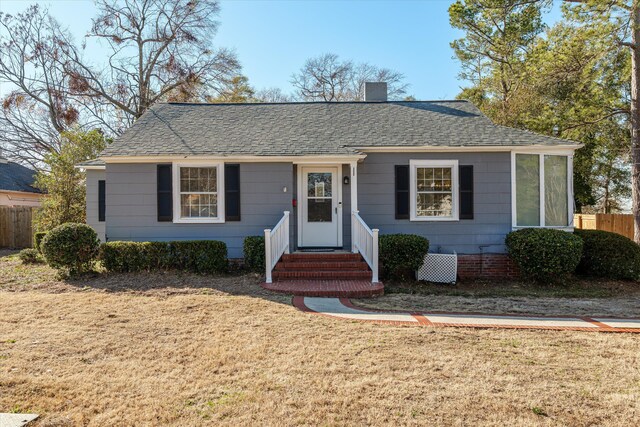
307 172 333 222
172 163 225 223
410 160 459 221
513 153 570 228
98 180 105 222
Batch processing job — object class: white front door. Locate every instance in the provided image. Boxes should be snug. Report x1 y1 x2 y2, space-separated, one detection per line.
300 166 341 247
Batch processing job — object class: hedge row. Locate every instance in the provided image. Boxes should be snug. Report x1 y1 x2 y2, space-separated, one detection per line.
100 240 228 274
575 229 640 281
506 228 640 282
506 228 583 281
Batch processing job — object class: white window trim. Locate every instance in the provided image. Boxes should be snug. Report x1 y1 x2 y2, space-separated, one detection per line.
410 159 459 222
511 152 574 230
172 162 225 224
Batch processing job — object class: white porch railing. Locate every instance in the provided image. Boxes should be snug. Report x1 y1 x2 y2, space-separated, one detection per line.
265 211 290 283
351 210 379 283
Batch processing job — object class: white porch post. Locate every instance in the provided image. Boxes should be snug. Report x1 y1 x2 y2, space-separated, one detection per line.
264 228 272 283
350 161 358 253
372 228 379 283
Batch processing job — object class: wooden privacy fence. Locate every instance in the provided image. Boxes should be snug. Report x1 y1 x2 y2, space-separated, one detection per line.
0 206 36 248
574 213 635 241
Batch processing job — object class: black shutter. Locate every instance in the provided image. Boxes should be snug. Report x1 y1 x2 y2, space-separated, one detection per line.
157 164 173 222
395 165 410 220
459 165 474 220
225 164 241 221
98 180 106 222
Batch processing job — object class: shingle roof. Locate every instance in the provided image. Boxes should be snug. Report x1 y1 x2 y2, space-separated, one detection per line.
0 160 41 193
100 100 580 157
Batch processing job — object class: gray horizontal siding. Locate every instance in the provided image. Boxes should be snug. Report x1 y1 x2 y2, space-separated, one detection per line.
85 169 106 242
105 163 293 258
357 152 512 254
96 153 516 258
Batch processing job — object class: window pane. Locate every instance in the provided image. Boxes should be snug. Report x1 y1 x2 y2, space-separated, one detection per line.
417 167 452 191
516 154 540 226
307 173 332 197
416 168 429 191
181 193 217 218
417 193 452 217
180 167 216 192
308 199 332 222
544 155 568 226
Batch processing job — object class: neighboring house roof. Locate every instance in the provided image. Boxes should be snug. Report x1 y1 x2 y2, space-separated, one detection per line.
100 100 580 158
0 160 42 193
77 159 106 168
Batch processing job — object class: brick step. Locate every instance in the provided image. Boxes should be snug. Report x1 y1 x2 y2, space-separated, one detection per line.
272 270 372 280
275 261 370 271
262 280 384 298
281 253 362 262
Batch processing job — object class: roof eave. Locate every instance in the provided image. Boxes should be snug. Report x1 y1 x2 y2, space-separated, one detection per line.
353 144 582 153
98 153 367 164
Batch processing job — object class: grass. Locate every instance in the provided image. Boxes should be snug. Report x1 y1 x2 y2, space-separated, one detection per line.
1 251 640 425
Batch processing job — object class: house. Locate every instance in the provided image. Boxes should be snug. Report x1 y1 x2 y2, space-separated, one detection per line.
80 83 580 286
0 156 43 207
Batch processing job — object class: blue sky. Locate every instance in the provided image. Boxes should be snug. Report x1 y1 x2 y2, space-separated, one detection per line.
1 0 564 100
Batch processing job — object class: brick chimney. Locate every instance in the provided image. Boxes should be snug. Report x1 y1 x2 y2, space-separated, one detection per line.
364 82 387 102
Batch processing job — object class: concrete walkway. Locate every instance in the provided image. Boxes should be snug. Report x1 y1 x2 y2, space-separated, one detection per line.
293 297 640 333
0 413 39 427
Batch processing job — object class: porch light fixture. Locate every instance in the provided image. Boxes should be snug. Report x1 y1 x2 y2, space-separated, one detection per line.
343 176 350 185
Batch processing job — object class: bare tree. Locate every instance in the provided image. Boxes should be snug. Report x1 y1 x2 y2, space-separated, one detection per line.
0 6 77 166
291 53 409 101
0 0 240 166
63 0 239 129
254 87 294 103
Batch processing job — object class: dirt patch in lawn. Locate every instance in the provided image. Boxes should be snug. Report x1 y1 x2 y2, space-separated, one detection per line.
0 251 287 301
384 277 640 299
353 277 640 317
353 293 640 317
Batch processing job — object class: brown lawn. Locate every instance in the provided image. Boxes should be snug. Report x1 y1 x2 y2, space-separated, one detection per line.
1 251 639 426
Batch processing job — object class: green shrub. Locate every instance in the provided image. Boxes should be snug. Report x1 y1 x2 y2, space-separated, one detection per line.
41 223 99 275
574 229 640 281
18 248 41 264
505 228 583 281
379 234 429 280
100 241 152 272
34 232 47 253
100 240 228 274
142 241 172 270
243 236 265 271
169 240 228 274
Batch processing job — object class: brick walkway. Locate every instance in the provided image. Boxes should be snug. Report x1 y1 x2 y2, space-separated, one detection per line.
261 280 384 297
293 297 640 333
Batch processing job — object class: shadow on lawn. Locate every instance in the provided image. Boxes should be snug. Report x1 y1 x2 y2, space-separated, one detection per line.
62 269 290 302
0 249 19 259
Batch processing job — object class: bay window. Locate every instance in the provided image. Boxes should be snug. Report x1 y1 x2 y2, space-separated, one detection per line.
513 153 571 228
410 159 459 221
172 163 225 223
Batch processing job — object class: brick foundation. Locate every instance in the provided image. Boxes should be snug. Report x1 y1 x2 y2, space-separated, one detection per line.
457 254 519 280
